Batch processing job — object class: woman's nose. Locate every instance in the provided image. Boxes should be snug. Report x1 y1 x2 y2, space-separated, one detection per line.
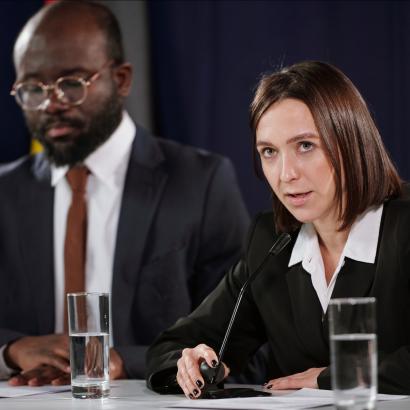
279 154 299 182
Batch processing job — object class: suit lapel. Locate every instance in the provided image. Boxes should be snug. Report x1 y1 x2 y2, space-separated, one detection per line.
286 264 329 362
330 259 375 299
322 258 376 337
112 126 168 343
19 154 55 334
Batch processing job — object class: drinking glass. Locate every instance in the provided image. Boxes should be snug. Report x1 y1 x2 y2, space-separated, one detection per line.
328 297 377 410
67 292 110 399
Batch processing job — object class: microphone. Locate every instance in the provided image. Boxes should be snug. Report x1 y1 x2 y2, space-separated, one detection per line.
199 232 292 399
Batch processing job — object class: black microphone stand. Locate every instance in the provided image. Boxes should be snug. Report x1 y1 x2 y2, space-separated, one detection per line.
199 232 291 399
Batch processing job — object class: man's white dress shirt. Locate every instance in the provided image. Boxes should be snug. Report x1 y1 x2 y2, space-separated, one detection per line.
53 111 135 332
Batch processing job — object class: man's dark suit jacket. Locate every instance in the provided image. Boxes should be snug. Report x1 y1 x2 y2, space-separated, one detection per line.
0 125 250 378
146 193 410 394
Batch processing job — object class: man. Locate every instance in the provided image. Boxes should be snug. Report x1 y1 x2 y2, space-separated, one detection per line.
0 1 249 385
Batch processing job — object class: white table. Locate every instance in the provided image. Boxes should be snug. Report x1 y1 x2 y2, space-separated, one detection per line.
1 380 410 409
0 380 181 409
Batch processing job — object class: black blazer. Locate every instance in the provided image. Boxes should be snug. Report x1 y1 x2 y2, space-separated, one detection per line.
146 194 410 394
0 125 250 378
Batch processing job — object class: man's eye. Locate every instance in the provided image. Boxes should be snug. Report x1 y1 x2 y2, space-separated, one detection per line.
22 84 43 94
60 79 83 90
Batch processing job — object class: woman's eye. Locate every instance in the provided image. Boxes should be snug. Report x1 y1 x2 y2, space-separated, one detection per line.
299 141 314 152
260 147 275 158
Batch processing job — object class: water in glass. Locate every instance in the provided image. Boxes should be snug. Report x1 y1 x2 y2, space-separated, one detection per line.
331 333 377 410
70 332 110 399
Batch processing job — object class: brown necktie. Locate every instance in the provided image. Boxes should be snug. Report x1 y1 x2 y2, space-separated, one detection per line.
64 166 89 332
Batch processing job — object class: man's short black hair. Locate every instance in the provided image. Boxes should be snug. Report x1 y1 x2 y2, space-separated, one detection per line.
49 0 125 64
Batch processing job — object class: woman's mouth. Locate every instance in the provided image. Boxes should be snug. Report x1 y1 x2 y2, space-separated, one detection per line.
285 191 312 206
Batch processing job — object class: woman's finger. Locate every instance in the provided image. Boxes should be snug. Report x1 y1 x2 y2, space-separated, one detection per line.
178 354 201 398
195 344 219 369
177 363 194 398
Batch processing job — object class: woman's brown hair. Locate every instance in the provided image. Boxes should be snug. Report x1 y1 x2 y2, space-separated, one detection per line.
250 61 402 232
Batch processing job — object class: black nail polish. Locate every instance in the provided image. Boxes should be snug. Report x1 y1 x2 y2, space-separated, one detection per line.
196 380 203 388
193 389 199 396
266 384 272 389
211 360 218 368
189 393 194 399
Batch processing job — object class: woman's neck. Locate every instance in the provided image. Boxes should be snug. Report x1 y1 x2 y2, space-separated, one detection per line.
316 225 349 255
314 221 350 285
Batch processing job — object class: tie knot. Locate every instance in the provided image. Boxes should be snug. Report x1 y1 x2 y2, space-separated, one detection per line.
66 166 89 193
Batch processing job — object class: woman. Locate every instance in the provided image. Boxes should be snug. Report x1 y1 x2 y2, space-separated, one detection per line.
146 61 410 398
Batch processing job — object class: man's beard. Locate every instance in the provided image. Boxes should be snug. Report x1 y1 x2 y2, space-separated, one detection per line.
27 93 123 167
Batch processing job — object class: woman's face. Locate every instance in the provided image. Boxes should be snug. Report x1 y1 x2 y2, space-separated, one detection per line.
256 98 338 229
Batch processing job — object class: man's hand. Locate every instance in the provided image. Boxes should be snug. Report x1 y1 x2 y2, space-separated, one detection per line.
264 367 326 390
84 336 104 378
5 334 70 373
109 348 127 380
9 342 127 386
8 348 127 387
8 364 70 386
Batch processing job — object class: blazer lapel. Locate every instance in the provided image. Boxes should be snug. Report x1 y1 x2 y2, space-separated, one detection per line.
330 259 375 299
286 264 329 362
112 126 168 343
322 258 376 337
19 154 55 334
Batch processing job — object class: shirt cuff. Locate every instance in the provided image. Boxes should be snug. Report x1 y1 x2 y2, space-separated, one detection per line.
0 344 18 379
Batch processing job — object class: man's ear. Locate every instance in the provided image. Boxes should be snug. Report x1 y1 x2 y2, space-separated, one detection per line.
113 62 133 97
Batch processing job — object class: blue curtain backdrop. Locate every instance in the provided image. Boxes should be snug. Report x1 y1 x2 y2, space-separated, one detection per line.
147 0 410 215
2 1 410 216
0 1 42 163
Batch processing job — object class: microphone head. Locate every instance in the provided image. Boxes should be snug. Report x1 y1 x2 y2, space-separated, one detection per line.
200 361 225 385
268 232 291 255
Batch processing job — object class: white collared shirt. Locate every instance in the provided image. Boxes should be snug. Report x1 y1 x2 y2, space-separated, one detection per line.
288 204 384 313
52 111 135 332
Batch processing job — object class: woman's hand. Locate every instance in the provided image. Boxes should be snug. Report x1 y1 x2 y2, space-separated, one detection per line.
176 344 229 399
264 367 326 390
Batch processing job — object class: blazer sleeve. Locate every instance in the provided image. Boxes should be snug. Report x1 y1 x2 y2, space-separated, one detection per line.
146 216 267 393
369 210 410 394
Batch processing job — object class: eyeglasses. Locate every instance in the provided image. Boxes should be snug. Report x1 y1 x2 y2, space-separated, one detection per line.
10 61 113 111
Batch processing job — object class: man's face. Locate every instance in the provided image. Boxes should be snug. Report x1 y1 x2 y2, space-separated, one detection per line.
14 21 124 166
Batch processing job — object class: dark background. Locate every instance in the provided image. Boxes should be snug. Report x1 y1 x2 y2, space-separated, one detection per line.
2 1 410 216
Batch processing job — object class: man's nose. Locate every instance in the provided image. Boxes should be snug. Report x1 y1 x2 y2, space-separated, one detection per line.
41 88 70 114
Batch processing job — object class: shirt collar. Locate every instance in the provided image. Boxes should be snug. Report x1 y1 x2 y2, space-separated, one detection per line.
51 111 136 190
343 204 384 263
288 223 316 267
288 204 384 267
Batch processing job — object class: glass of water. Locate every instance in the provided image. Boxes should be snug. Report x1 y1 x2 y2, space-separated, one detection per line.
67 292 110 399
328 297 377 410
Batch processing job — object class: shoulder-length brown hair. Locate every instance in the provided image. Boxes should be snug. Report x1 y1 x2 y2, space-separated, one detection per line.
250 61 402 233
